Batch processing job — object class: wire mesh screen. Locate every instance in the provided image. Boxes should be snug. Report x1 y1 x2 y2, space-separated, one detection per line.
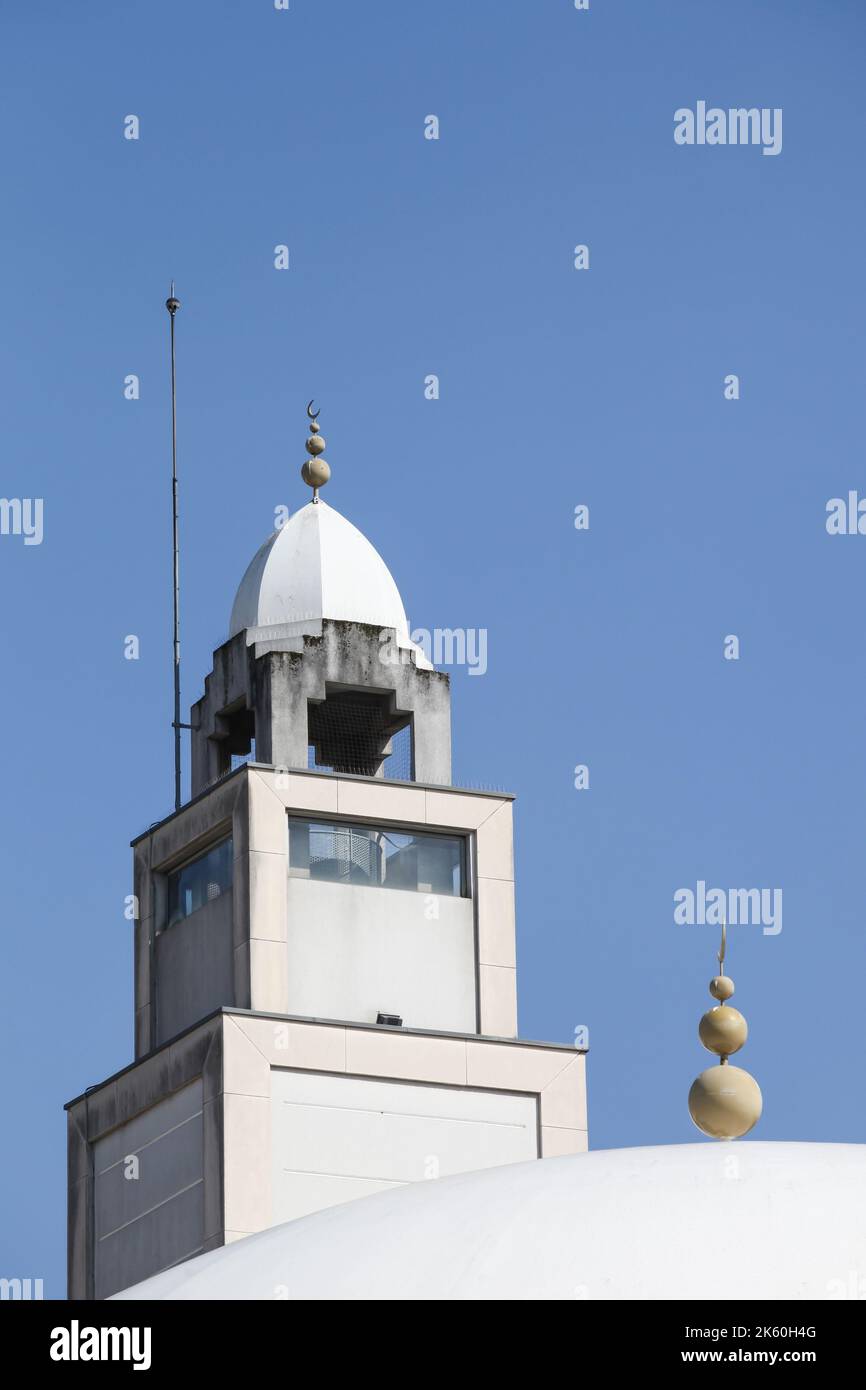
380 723 412 781
307 693 413 780
308 823 382 883
230 739 256 773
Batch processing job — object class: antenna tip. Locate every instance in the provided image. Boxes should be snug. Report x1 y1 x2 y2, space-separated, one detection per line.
166 283 180 315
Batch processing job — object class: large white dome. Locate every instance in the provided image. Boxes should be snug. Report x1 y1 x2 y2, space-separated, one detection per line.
112 1142 866 1301
229 501 428 665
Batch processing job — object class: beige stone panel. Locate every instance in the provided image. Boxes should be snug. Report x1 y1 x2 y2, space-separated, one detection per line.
477 878 516 968
248 850 288 944
336 778 426 824
223 1093 271 1234
232 1015 347 1073
478 964 518 1038
248 771 290 855
475 802 514 881
223 1017 272 1098
425 790 509 830
249 939 288 1015
539 1055 587 1131
466 1040 576 1093
262 769 340 814
541 1126 588 1157
346 1028 467 1086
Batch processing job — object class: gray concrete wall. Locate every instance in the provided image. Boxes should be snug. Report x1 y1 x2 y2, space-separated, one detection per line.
154 892 234 1048
93 1081 204 1300
66 1016 223 1299
133 773 241 1058
190 620 452 796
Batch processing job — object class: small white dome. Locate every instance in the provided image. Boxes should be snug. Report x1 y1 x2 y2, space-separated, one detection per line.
229 501 429 665
112 1142 866 1301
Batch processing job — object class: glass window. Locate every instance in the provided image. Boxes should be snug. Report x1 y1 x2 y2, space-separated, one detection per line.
166 838 233 928
288 819 466 897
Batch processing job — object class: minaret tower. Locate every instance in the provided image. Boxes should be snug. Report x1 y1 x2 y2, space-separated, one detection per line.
65 405 588 1298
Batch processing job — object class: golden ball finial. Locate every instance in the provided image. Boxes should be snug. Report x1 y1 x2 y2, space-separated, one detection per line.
688 1065 762 1140
699 1004 748 1056
688 921 762 1140
302 400 329 498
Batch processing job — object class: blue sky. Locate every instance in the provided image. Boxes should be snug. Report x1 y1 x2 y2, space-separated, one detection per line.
1 0 865 1295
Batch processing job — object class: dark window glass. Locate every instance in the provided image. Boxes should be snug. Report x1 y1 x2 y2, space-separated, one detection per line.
166 838 233 928
288 819 465 897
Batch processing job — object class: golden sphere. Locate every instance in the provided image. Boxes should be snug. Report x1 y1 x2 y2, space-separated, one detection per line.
301 457 330 489
306 434 326 456
699 1005 747 1056
710 974 735 1001
688 1064 762 1140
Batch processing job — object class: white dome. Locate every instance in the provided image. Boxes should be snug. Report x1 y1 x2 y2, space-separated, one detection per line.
229 501 429 665
112 1142 866 1301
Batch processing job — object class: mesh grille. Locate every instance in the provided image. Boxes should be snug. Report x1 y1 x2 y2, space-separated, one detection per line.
308 824 381 880
307 693 412 780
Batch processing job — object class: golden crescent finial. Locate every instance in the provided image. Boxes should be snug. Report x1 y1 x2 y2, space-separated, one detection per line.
301 399 329 499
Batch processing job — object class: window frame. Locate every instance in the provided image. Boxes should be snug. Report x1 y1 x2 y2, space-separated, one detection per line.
287 815 470 899
163 834 234 931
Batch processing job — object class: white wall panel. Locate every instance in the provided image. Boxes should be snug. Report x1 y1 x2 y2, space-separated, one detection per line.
271 1069 537 1224
285 878 476 1031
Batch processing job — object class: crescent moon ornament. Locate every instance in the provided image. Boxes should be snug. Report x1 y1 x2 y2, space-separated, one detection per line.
306 400 320 421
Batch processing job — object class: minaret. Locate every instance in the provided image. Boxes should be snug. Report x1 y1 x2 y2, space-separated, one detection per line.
190 402 451 791
64 403 589 1298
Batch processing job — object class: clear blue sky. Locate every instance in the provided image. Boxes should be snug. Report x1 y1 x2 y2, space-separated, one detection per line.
1 0 864 1296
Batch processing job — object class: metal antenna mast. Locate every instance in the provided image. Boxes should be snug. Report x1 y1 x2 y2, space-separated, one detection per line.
166 283 182 811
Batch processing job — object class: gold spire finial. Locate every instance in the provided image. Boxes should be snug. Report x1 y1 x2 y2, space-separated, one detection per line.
687 912 763 1140
301 399 330 501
